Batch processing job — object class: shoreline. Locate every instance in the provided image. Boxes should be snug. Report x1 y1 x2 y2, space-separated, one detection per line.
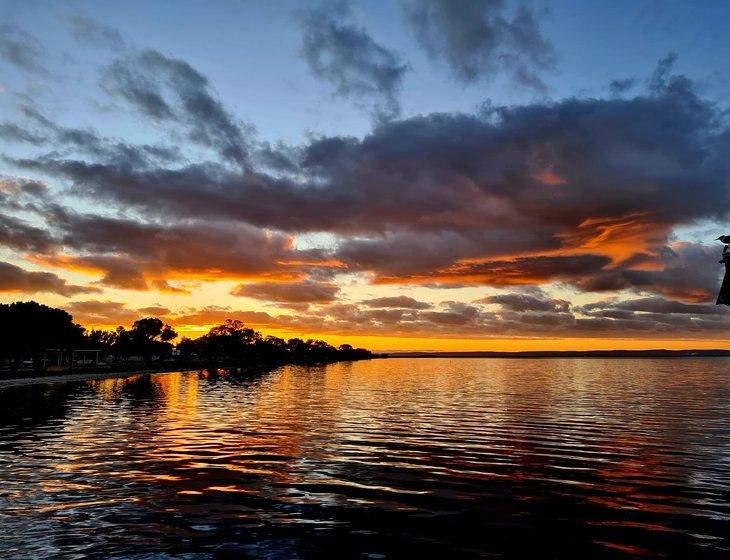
0 366 204 388
0 356 379 388
2 351 728 387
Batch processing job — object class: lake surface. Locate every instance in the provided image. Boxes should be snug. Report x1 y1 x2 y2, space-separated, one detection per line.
0 358 729 559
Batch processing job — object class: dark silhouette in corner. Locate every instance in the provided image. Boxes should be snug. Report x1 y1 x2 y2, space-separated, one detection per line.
717 237 730 305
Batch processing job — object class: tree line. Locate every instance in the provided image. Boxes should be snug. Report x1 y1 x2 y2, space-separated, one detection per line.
0 301 372 373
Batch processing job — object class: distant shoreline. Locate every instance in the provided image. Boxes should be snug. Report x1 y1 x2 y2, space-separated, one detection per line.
386 349 730 359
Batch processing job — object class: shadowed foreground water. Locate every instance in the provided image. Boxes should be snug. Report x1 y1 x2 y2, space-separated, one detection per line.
0 358 728 559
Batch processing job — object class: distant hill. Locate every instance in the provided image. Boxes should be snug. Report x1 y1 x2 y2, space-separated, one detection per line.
387 349 730 359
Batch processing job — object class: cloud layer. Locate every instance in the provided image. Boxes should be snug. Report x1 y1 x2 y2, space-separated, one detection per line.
300 1 408 118
401 0 555 90
0 15 728 341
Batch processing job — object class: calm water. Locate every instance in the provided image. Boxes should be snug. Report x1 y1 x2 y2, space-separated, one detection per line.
0 358 729 559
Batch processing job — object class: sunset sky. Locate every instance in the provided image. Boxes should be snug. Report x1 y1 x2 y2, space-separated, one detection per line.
1 0 730 351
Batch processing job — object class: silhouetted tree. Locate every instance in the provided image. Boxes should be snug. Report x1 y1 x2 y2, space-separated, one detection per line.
196 319 259 364
255 335 288 361
176 337 198 360
0 301 372 375
182 323 372 366
112 317 178 365
84 329 118 359
0 301 84 372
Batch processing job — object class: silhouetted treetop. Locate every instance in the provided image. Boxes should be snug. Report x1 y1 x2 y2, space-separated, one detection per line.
0 301 372 373
0 301 84 371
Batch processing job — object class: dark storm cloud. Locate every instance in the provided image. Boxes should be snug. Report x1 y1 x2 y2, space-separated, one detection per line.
580 296 723 317
66 299 142 325
58 290 730 339
0 178 55 252
3 51 730 336
574 294 729 334
137 305 171 316
64 299 172 326
421 301 480 325
0 261 97 297
231 280 340 303
335 231 498 277
15 56 723 247
65 16 126 50
4 107 179 173
10 153 511 237
281 293 727 338
0 25 46 74
647 52 679 92
0 122 45 145
70 255 149 291
361 295 432 309
171 306 280 330
478 291 570 312
0 198 347 294
65 300 175 326
21 110 109 156
39 208 332 290
13 105 182 166
609 77 636 95
0 176 48 199
284 297 672 336
574 243 722 303
0 213 55 253
299 1 408 118
10 56 718 229
103 49 250 164
8 57 729 301
104 57 172 119
400 0 555 90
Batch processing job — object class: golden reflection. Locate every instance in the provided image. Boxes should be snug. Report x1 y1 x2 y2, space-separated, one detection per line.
35 498 139 513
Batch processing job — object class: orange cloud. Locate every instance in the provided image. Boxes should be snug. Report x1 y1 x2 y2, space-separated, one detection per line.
560 213 671 264
532 170 566 186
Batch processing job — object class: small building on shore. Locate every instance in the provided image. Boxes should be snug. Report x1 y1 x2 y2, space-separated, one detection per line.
43 349 105 371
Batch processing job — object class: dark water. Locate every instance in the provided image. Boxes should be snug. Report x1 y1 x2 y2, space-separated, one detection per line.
0 358 729 559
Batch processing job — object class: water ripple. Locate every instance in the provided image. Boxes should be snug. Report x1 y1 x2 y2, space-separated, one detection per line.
0 358 729 558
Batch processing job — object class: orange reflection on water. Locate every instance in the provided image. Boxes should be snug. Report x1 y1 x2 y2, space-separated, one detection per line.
4 359 728 558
